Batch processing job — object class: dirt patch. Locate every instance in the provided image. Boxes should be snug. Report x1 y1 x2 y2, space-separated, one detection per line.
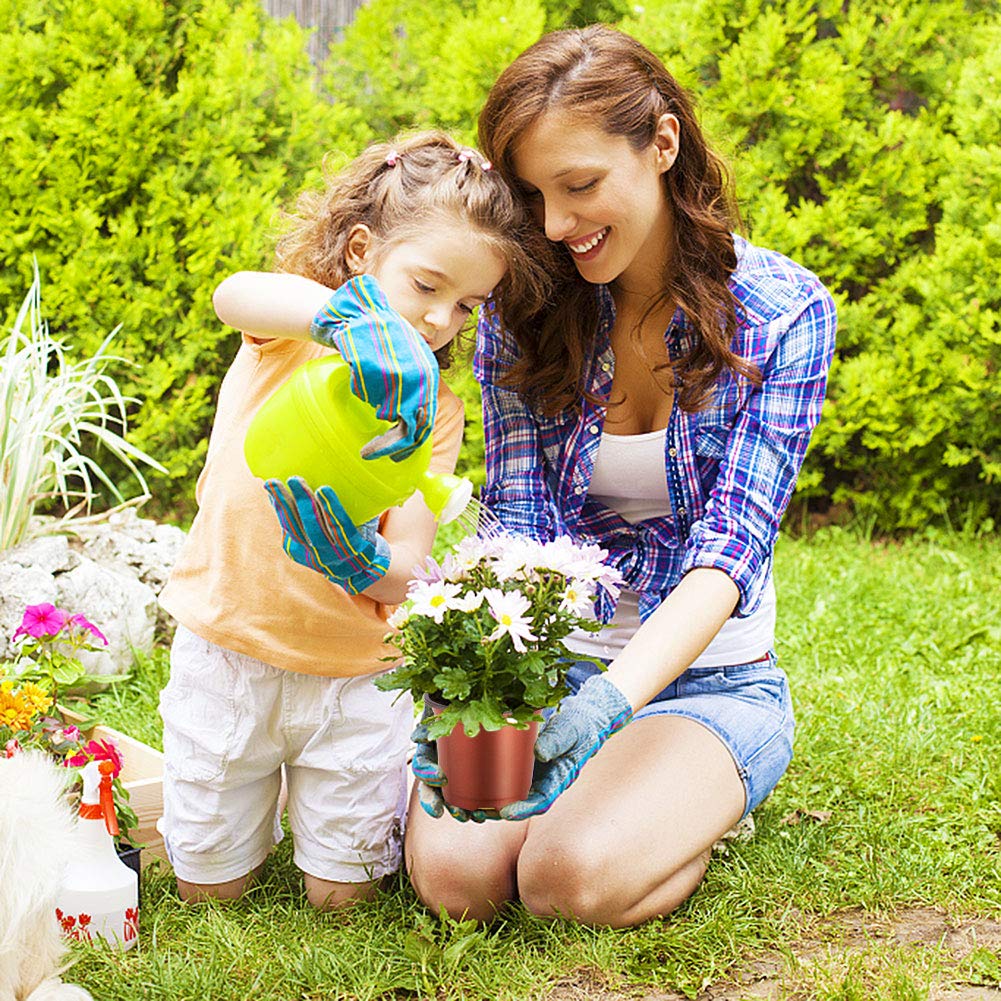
544 907 1001 1001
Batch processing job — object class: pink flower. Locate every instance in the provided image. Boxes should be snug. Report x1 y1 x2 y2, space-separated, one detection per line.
58 725 81 743
65 738 123 777
12 603 68 642
67 613 108 645
4 739 21 758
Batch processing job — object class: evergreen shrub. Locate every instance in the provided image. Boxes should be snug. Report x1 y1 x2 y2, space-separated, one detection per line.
0 0 369 517
4 0 999 531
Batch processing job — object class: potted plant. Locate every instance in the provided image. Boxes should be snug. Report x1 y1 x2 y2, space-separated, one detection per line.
374 534 623 812
1 603 146 865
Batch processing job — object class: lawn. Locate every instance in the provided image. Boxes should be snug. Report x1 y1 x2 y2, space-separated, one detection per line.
76 527 1001 1000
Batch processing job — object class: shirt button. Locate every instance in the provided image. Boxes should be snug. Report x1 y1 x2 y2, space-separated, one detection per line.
601 362 611 372
678 506 686 515
589 425 599 434
668 447 677 457
574 485 583 495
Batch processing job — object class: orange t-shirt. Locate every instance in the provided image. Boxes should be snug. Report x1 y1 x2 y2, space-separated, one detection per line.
159 334 465 677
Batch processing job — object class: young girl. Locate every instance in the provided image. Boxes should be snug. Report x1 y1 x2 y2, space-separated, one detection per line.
157 131 545 910
406 27 839 927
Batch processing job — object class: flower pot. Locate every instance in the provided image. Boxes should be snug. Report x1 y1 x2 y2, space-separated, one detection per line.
428 698 539 813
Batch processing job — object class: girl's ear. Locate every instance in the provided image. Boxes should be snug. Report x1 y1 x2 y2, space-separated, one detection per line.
345 223 376 273
653 113 680 173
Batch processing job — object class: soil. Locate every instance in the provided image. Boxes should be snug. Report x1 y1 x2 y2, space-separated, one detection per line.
543 907 1001 1001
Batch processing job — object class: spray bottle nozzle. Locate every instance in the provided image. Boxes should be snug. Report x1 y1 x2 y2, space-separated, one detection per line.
98 759 119 837
79 758 120 837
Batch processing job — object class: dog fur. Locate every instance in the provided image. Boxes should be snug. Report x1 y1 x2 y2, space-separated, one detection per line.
0 751 93 1001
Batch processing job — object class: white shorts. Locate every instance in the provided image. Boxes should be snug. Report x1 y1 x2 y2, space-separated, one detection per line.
159 625 413 885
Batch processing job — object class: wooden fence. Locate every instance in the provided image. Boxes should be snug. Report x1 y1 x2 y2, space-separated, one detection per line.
262 0 367 63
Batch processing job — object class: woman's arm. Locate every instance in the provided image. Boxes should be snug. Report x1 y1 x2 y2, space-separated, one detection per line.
213 271 333 341
605 567 739 709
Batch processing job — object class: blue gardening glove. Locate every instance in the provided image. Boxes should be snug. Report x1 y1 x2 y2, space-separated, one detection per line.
310 274 439 462
264 476 390 595
498 675 633 822
411 707 493 824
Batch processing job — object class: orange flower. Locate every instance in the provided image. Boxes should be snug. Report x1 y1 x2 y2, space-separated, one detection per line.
0 688 33 731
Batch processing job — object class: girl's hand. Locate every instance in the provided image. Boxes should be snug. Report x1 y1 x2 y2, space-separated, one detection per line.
264 476 390 594
499 675 633 821
310 275 439 462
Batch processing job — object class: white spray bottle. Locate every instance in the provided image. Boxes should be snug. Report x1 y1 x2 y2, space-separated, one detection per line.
54 759 139 949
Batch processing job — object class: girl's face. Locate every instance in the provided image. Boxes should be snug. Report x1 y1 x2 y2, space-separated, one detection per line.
511 108 679 295
351 217 506 353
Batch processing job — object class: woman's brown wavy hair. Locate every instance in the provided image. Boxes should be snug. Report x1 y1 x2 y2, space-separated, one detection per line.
478 25 757 413
274 130 550 369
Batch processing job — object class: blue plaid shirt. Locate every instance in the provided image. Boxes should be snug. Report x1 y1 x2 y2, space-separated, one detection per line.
474 235 838 624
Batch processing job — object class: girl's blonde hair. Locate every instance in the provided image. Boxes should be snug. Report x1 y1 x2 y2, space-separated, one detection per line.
275 130 550 366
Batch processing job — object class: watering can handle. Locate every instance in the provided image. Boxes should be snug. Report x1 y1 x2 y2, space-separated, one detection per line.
360 412 424 460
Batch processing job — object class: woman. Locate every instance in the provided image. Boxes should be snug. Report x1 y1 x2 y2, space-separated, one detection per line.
405 24 837 928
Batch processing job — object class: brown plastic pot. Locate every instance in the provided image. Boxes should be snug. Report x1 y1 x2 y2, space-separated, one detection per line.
428 698 539 813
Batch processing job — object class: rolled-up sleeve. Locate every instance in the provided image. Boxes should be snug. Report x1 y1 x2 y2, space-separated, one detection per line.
682 285 838 614
474 309 559 541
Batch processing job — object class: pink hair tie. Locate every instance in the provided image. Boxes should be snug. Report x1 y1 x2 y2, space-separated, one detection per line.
385 151 399 167
457 150 492 171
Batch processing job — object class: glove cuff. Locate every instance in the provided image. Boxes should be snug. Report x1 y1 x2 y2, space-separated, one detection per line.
580 674 633 737
309 275 389 349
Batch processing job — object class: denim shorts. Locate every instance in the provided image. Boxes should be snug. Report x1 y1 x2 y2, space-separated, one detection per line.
565 653 794 817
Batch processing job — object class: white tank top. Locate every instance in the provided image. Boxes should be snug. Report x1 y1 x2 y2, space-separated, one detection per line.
563 428 775 666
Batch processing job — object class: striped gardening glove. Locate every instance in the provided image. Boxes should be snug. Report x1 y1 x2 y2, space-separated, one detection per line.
310 275 439 462
499 674 633 821
264 476 390 594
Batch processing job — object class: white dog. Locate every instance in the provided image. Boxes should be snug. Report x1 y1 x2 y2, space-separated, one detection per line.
0 751 93 1001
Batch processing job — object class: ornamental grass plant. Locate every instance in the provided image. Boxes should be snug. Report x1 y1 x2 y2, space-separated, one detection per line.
375 534 624 738
0 265 165 553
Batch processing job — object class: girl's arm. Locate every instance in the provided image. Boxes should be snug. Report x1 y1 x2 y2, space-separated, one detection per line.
604 567 739 710
362 493 438 605
213 271 333 341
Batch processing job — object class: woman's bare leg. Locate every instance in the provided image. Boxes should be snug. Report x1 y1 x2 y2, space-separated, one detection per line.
516 714 745 927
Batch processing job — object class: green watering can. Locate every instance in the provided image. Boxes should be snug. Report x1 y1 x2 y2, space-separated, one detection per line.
244 354 472 525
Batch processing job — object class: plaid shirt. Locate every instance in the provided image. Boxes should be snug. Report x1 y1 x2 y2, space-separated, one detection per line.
474 235 837 624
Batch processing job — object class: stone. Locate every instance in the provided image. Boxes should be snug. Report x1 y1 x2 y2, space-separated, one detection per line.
0 509 188 677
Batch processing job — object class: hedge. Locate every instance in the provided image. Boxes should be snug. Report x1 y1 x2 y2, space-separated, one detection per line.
3 0 999 531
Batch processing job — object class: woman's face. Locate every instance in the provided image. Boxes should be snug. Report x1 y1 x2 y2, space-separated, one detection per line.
511 108 679 294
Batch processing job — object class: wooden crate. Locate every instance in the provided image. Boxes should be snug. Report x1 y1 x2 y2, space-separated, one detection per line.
60 708 167 867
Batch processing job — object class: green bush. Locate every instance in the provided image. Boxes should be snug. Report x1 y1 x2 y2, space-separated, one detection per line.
623 0 1001 530
0 0 369 518
4 0 999 531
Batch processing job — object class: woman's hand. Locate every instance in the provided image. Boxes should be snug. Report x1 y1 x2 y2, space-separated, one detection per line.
264 476 390 594
499 674 633 821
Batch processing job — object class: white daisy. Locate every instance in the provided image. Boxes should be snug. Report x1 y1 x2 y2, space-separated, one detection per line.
483 588 538 653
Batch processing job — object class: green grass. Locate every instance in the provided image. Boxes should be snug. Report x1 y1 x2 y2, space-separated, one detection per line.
78 528 1001 1000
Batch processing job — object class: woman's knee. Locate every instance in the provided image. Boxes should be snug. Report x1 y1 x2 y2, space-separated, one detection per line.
406 832 516 922
517 835 613 922
518 837 710 926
